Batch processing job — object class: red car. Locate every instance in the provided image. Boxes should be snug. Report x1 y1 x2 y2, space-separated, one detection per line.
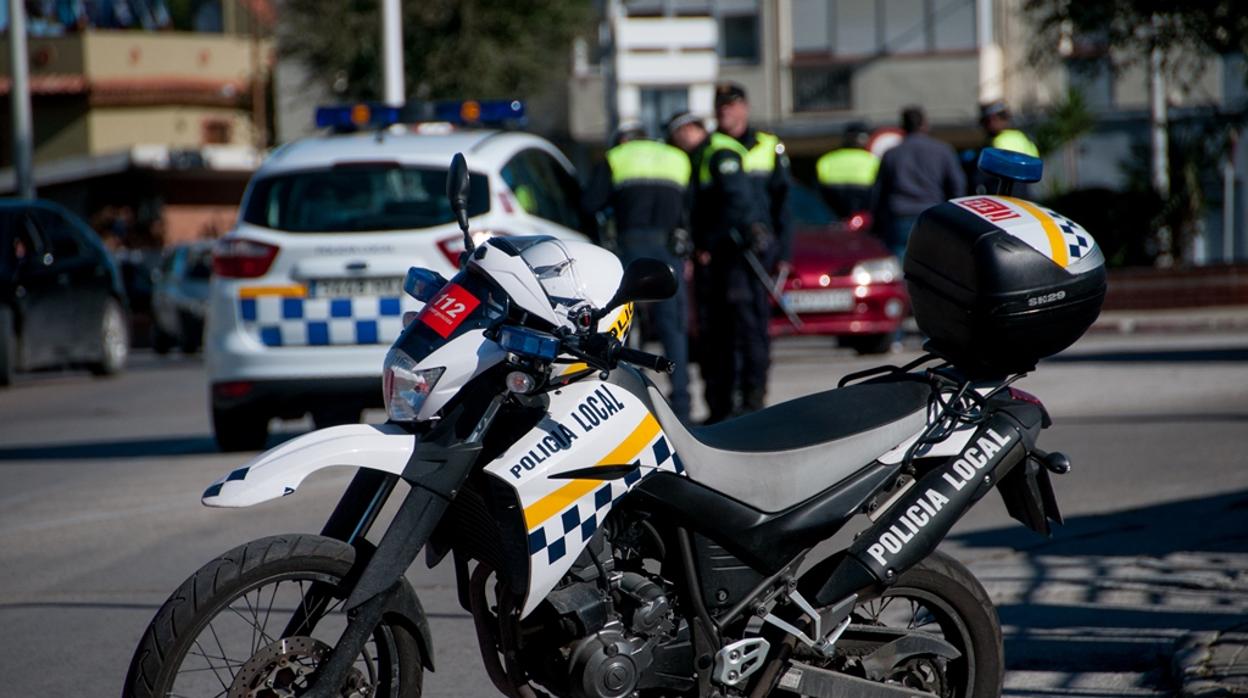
770 184 908 354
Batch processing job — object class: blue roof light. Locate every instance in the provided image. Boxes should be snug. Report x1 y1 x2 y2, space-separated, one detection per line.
315 104 401 131
978 147 1043 184
432 99 526 127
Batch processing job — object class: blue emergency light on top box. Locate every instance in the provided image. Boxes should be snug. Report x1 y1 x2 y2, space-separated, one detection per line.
315 100 527 132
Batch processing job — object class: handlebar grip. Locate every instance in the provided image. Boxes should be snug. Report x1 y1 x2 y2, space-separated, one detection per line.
615 346 675 374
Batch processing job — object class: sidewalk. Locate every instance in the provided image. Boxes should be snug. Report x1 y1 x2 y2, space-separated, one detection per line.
1174 630 1248 696
1090 305 1248 335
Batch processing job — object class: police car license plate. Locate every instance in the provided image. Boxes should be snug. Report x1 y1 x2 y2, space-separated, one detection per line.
782 289 853 313
310 277 404 298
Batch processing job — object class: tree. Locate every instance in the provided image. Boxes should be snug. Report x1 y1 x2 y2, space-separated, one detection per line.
280 0 592 103
1023 0 1248 92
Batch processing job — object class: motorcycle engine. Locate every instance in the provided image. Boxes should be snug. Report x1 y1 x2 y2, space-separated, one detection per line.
527 537 686 698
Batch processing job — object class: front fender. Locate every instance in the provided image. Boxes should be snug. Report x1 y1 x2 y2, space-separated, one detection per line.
202 423 417 507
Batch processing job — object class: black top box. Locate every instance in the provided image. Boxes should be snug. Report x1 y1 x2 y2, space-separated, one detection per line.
904 195 1107 378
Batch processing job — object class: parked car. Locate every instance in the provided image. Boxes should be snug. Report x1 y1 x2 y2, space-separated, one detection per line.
206 121 589 450
772 183 908 354
151 241 213 354
0 199 129 385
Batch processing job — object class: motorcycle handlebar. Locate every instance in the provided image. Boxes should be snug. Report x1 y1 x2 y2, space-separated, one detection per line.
612 345 675 374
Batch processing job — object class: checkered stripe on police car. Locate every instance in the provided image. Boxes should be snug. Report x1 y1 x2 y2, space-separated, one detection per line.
238 295 415 347
526 436 683 565
1044 208 1093 261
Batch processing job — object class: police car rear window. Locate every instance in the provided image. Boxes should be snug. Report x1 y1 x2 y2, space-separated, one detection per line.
242 165 490 233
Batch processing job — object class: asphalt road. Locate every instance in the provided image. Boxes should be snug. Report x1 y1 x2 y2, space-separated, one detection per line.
1 330 1246 697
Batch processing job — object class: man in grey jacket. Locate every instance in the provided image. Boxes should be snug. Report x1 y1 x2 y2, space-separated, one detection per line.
871 105 966 259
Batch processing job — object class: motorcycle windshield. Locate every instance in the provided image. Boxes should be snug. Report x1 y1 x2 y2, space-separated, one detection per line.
394 267 510 362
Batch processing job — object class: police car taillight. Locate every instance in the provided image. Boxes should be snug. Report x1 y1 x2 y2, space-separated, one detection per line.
436 231 511 268
213 238 279 278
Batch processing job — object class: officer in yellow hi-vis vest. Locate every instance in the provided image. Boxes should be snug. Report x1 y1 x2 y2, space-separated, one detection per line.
816 122 881 219
667 110 772 424
582 121 694 420
970 100 1041 195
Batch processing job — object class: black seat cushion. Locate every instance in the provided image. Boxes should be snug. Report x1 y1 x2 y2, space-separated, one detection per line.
691 380 931 452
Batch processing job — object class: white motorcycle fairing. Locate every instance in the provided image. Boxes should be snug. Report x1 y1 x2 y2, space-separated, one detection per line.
202 423 417 508
481 378 683 617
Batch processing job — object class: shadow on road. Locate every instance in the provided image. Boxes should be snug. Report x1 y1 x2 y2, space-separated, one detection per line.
1047 346 1248 364
0 431 304 461
953 489 1248 686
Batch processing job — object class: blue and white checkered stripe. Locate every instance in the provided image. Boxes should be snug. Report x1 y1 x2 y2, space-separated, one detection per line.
526 435 684 566
238 295 418 347
1044 208 1093 261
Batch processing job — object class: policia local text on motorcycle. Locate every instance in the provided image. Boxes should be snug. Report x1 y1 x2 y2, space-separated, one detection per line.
125 147 1106 698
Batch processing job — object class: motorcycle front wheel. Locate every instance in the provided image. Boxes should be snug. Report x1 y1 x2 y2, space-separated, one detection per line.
123 534 423 698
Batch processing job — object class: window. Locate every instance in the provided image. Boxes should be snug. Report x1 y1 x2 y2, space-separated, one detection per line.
1067 58 1114 112
641 88 689 139
202 119 233 145
31 209 82 262
721 12 760 62
793 65 853 112
792 0 976 56
834 0 877 55
242 165 491 233
792 0 831 52
502 150 582 231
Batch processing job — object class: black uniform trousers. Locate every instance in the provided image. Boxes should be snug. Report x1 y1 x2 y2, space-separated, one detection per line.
701 249 770 422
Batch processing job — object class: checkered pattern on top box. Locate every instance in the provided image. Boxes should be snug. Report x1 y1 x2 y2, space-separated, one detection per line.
526 435 684 565
1043 208 1093 261
238 295 415 347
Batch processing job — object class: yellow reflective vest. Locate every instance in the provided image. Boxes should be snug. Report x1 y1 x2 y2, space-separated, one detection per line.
991 129 1039 158
816 147 881 187
606 139 692 188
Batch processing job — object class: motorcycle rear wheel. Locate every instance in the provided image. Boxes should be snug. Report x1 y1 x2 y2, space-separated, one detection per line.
778 551 1003 698
123 534 423 698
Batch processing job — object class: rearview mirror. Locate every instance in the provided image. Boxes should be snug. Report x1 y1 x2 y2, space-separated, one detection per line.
447 153 471 233
599 258 677 318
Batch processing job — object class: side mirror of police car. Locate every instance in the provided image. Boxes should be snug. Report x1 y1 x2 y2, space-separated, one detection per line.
447 152 473 262
598 258 678 320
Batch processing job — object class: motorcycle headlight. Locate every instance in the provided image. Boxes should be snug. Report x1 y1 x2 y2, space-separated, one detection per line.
851 257 902 286
382 348 444 421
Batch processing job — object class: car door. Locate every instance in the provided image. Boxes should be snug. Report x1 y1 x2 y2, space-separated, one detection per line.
4 209 66 367
501 149 583 235
28 206 106 360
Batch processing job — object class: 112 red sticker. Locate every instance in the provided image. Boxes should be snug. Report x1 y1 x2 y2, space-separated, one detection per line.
419 283 481 338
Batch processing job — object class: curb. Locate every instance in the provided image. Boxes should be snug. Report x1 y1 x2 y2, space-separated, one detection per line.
1174 631 1248 696
1090 306 1248 335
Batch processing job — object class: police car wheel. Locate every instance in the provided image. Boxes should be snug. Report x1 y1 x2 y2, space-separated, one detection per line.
151 325 175 355
88 298 128 377
213 406 270 452
0 306 15 387
177 312 203 355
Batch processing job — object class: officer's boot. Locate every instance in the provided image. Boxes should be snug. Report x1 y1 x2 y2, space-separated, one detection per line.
741 386 766 415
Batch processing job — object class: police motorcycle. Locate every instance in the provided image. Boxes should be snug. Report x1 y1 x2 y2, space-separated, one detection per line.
125 149 1105 698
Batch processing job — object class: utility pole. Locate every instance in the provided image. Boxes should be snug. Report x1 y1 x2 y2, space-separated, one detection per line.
1148 14 1171 264
381 0 404 106
8 0 35 199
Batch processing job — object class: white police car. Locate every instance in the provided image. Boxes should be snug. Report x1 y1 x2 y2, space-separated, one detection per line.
206 103 589 451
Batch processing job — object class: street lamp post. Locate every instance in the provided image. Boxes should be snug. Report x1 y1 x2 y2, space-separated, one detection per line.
7 0 35 199
381 0 404 107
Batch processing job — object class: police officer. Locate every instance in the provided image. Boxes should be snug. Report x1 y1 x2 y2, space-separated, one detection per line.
582 120 694 421
715 83 791 418
714 82 794 276
667 110 772 424
816 122 880 219
969 100 1040 195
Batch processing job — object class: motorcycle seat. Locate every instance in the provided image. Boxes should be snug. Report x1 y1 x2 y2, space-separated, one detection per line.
647 379 929 513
